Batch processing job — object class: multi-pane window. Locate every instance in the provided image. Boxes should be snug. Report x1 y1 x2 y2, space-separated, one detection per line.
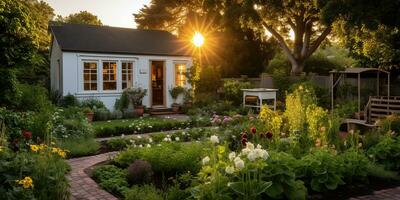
175 64 186 87
83 62 97 91
122 62 133 89
102 61 117 90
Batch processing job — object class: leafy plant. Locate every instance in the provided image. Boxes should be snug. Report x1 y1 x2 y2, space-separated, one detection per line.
222 80 253 106
80 99 106 110
169 86 185 103
367 136 400 170
126 159 153 185
124 87 147 107
296 149 345 192
92 165 128 197
124 185 163 200
60 94 79 107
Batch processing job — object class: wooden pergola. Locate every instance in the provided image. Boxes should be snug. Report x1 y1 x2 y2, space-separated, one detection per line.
330 68 390 116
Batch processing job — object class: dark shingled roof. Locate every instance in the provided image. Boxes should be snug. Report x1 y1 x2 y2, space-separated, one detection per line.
50 24 191 56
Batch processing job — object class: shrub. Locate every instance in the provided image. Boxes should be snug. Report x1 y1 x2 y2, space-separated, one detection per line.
94 107 111 121
80 99 106 110
169 86 185 103
222 80 253 105
50 107 93 139
58 136 99 157
60 94 79 107
17 84 52 112
115 142 205 174
92 165 128 197
126 160 153 185
263 151 307 200
367 136 400 171
0 69 21 107
0 148 70 200
124 185 163 200
340 149 370 182
296 149 345 192
106 138 131 151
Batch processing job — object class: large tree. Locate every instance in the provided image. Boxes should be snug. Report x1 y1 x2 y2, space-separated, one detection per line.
321 0 400 69
241 0 333 74
0 0 39 105
134 0 277 77
57 11 102 25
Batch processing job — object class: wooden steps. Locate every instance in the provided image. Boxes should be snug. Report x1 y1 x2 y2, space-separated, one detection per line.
150 107 175 115
367 96 400 123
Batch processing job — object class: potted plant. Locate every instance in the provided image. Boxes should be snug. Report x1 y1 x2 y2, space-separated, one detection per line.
82 107 94 122
169 86 185 113
125 87 147 116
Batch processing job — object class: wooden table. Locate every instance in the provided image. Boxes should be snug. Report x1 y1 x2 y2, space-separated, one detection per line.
241 88 278 111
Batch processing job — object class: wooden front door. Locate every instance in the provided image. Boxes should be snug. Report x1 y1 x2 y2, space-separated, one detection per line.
151 61 165 106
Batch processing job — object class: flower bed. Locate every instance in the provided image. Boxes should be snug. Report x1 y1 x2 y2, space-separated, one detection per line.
93 117 193 138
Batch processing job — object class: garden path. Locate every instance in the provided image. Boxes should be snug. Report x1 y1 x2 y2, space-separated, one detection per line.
350 187 400 200
68 152 118 200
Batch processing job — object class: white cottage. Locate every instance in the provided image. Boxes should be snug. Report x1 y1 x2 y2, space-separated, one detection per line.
49 24 192 110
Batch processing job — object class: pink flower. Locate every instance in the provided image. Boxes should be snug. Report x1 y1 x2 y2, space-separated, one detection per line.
250 126 257 134
23 130 32 140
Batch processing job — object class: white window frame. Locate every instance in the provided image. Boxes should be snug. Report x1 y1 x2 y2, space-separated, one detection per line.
173 61 189 87
101 60 118 92
121 60 135 90
82 60 99 92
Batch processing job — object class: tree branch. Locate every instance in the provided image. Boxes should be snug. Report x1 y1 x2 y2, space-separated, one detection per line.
301 21 312 58
307 26 332 57
262 21 297 65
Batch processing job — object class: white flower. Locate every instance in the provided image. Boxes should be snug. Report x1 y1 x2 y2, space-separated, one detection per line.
234 158 245 169
163 137 168 141
246 142 254 150
225 166 235 174
241 148 251 155
146 144 151 148
247 151 257 161
157 144 162 146
137 135 142 139
182 132 186 135
202 156 210 165
228 152 236 161
138 144 143 148
130 139 135 144
121 134 125 138
262 150 269 160
256 144 262 149
358 143 362 148
175 137 180 141
148 138 153 143
254 149 264 159
210 135 219 144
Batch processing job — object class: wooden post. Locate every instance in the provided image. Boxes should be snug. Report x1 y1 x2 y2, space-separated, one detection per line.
377 71 380 96
330 73 334 111
358 73 361 119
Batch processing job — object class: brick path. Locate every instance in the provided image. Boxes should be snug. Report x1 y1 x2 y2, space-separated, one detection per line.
68 152 118 200
350 187 400 200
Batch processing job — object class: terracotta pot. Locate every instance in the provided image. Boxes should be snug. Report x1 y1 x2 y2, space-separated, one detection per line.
134 105 145 116
85 112 94 122
172 104 180 113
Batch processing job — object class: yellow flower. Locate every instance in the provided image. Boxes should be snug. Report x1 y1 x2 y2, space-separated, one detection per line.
39 144 47 150
52 147 59 153
30 145 39 152
58 150 66 158
17 177 33 189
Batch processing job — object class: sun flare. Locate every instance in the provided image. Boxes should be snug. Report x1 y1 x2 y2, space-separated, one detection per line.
192 32 204 47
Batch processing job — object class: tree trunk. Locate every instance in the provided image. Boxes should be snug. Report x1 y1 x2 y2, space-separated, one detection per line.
290 60 305 76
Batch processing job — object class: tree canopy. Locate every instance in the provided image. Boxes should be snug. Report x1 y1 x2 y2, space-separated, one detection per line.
56 11 102 25
134 0 277 77
240 0 334 74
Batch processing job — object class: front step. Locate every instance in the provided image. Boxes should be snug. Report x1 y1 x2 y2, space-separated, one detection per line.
150 107 175 115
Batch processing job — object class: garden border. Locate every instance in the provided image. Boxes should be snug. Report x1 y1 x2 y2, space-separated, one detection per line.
68 152 118 200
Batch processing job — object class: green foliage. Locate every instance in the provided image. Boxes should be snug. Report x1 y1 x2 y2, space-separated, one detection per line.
56 11 102 25
80 99 106 110
222 80 253 106
92 165 128 197
367 136 400 171
0 69 21 106
106 138 131 151
194 65 221 102
296 149 345 192
17 84 52 112
60 94 80 107
0 107 33 141
58 136 99 157
126 159 153 185
340 149 370 182
0 149 70 200
169 86 185 101
124 87 147 107
265 53 291 76
263 151 307 200
50 107 93 139
114 91 130 112
93 117 192 137
114 142 204 174
124 185 163 200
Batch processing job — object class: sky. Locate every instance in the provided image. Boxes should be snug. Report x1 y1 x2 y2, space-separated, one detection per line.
43 0 151 28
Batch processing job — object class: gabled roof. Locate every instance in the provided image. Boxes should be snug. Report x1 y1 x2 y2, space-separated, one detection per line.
49 24 191 57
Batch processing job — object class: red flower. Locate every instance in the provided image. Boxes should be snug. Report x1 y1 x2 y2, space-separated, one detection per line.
260 132 265 138
266 131 273 139
241 132 248 139
250 126 257 134
23 130 32 139
241 138 247 146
